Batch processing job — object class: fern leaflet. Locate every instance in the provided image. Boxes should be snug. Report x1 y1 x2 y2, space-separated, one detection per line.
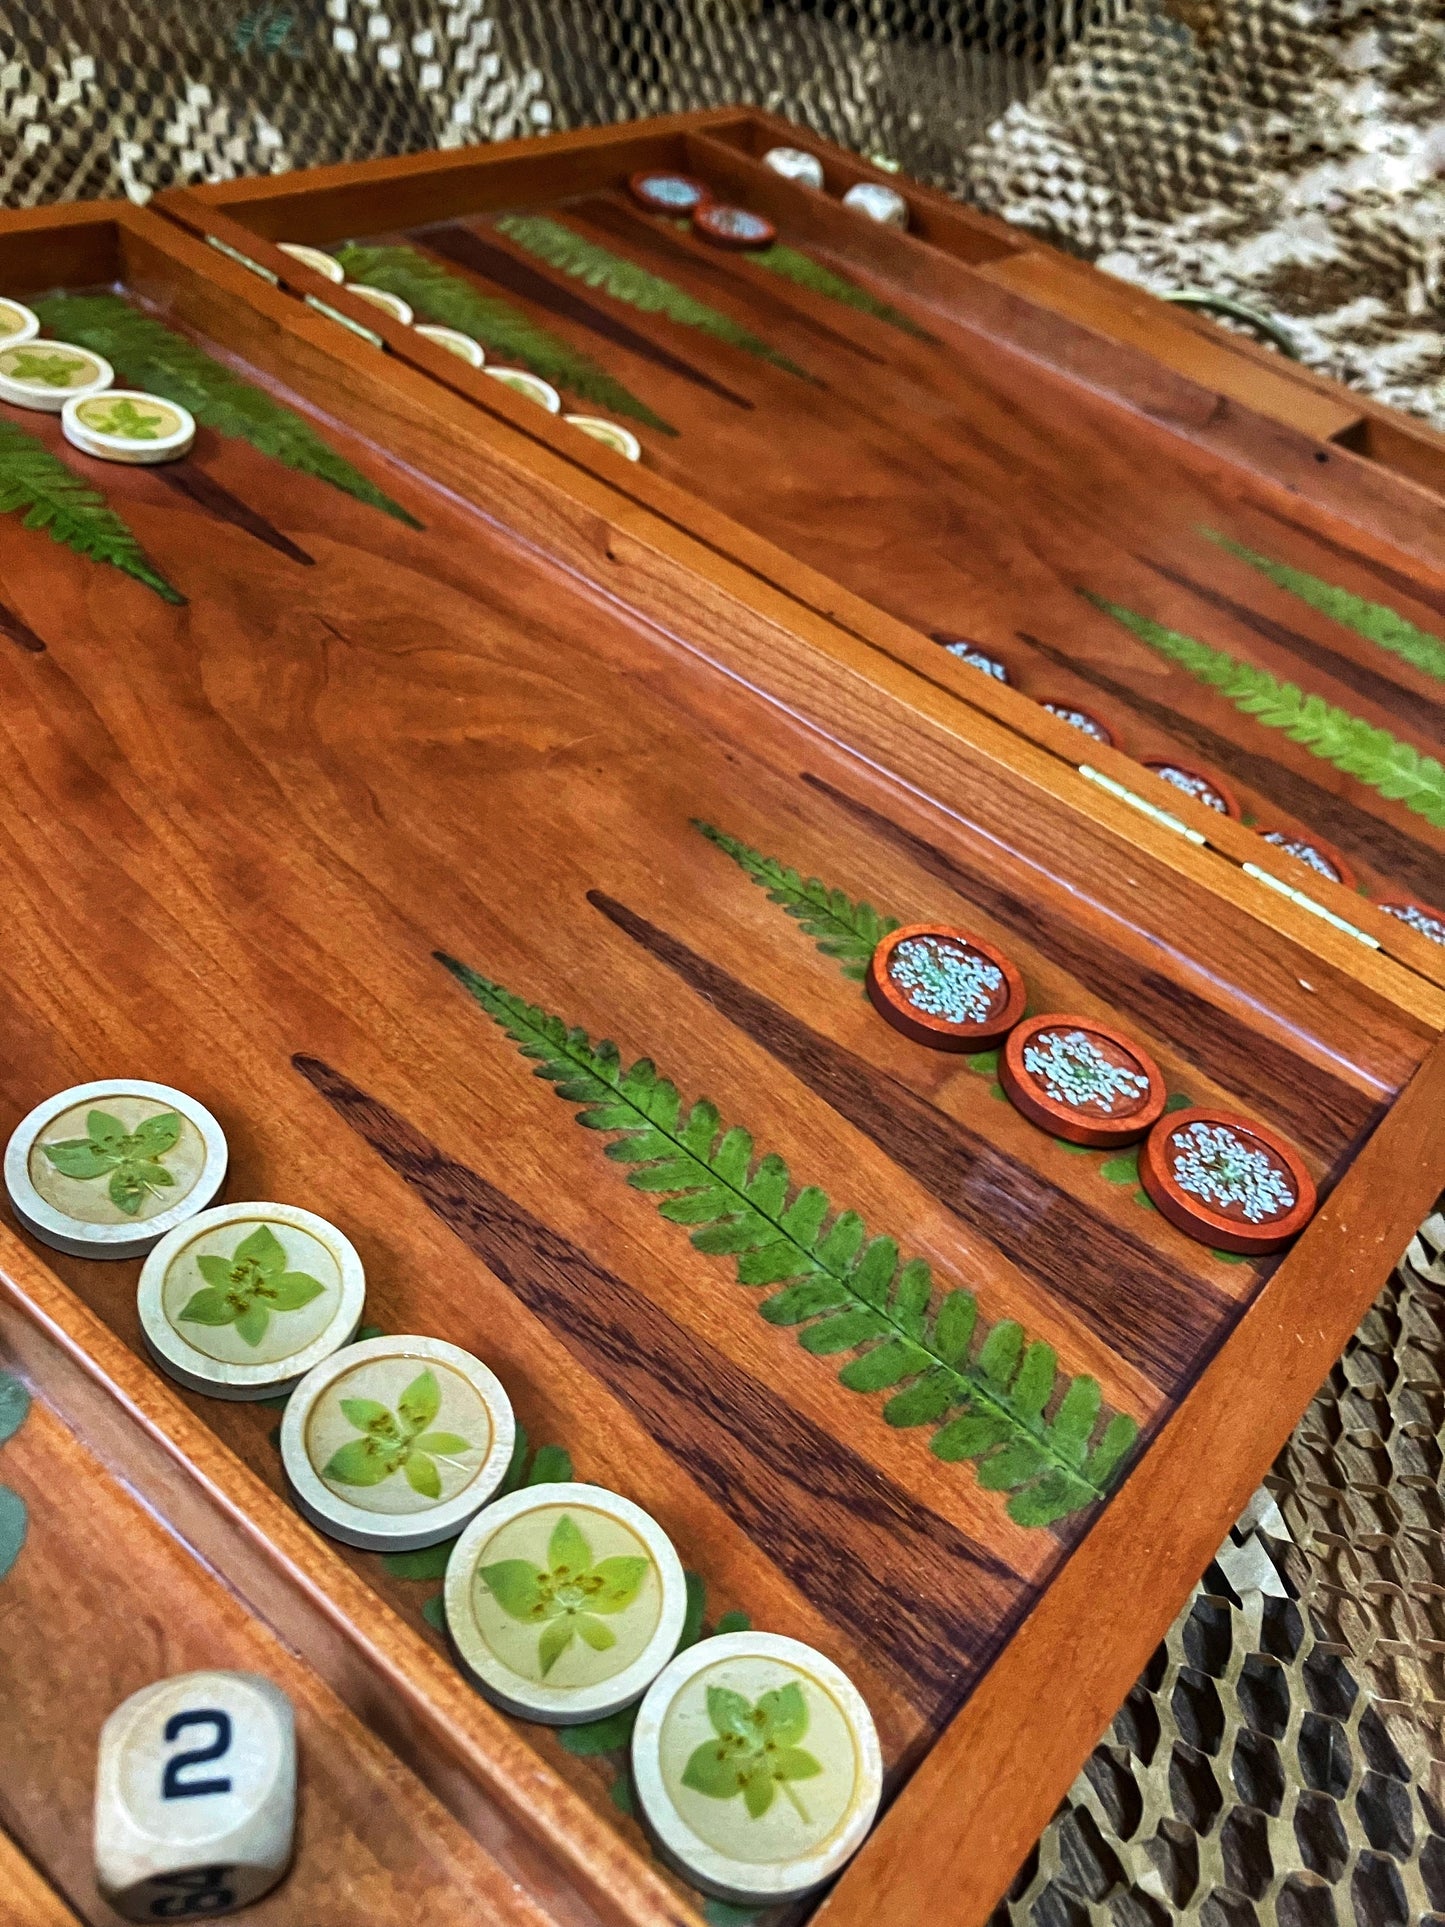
332 242 676 434
440 954 1137 1528
692 819 898 980
1202 528 1445 684
1088 592 1445 829
753 242 933 339
0 416 182 603
495 215 813 381
32 292 420 528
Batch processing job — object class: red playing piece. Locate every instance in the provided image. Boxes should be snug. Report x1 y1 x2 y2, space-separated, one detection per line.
1140 758 1242 818
1001 1014 1165 1147
691 203 778 250
1139 1106 1316 1254
866 925 1026 1052
1257 826 1357 889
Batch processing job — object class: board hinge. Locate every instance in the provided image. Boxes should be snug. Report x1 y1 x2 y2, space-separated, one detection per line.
205 234 278 285
1077 764 1205 845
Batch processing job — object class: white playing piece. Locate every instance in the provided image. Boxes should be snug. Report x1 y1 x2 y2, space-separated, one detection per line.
94 1671 295 1921
842 180 909 228
62 389 196 466
137 1202 365 1400
0 339 112 411
762 146 825 189
4 1080 227 1262
631 1630 883 1907
345 282 414 327
564 414 642 461
281 1334 515 1551
276 242 344 283
0 297 40 345
414 323 485 366
482 365 561 412
445 1481 687 1723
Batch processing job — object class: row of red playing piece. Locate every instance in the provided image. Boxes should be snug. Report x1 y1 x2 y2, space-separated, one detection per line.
628 170 779 250
865 924 1316 1255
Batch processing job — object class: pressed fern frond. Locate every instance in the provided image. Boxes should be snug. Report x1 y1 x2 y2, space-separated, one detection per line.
1202 528 1445 684
0 416 182 603
32 292 420 528
440 955 1137 1528
752 242 932 339
332 242 675 434
495 215 812 381
693 820 898 980
1089 593 1445 829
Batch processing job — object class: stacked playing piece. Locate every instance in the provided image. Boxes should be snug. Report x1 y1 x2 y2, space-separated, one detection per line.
627 160 908 253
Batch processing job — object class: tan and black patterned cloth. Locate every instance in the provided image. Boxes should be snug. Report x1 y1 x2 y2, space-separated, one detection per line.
5 5 1445 1920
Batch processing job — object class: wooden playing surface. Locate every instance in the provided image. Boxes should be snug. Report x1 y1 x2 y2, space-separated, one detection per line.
3 201 1445 1927
163 110 1445 972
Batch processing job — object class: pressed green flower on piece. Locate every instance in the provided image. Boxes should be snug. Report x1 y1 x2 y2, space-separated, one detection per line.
84 397 167 441
682 1681 823 1821
43 1108 181 1217
321 1367 474 1497
7 348 88 387
179 1222 325 1348
479 1511 650 1676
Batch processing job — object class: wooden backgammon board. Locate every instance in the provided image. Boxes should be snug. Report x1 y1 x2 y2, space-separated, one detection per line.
0 154 1442 1927
162 108 1445 983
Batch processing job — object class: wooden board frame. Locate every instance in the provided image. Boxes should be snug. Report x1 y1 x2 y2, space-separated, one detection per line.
3 196 1445 1927
157 109 1445 992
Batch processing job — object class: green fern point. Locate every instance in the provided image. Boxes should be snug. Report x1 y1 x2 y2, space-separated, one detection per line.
692 819 899 982
1087 591 1445 829
439 950 1137 1528
495 215 813 382
332 242 675 435
753 242 932 339
32 292 420 528
1201 528 1445 684
0 416 183 603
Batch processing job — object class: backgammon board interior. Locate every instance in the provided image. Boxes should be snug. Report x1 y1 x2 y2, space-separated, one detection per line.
3 197 1445 1927
164 109 1445 982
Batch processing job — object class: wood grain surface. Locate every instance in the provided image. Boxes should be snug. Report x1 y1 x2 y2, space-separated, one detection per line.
3 200 1445 1927
159 113 1445 981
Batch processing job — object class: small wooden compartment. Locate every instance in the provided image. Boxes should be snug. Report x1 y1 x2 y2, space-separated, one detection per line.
160 110 1445 983
2 198 1445 1927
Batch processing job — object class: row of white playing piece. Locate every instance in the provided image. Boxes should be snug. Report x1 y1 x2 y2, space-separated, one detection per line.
10 1081 881 1911
270 244 644 461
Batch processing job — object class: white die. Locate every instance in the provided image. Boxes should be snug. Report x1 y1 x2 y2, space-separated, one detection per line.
94 1672 295 1920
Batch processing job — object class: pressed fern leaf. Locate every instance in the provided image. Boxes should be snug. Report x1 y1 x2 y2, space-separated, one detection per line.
1202 528 1445 684
495 215 812 381
752 242 933 339
332 242 676 434
693 819 898 981
32 292 420 528
1089 593 1445 829
440 954 1137 1528
0 416 182 603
